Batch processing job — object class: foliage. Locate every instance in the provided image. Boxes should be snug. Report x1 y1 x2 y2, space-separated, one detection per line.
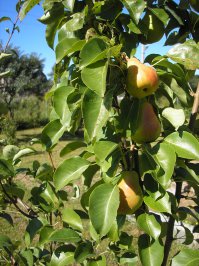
0 45 51 118
0 0 199 266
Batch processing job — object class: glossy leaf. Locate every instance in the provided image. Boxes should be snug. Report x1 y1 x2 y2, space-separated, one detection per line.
94 141 118 162
50 251 74 266
138 234 164 266
13 148 36 162
87 255 106 266
74 241 93 263
54 157 90 190
122 0 146 24
0 159 14 177
53 86 75 124
25 218 44 245
60 141 87 157
62 208 83 231
171 248 199 266
149 143 176 188
62 0 75 11
81 60 108 97
19 0 40 20
80 38 108 68
119 252 138 265
162 107 185 129
144 192 171 213
167 40 199 70
41 119 67 150
56 38 86 63
89 183 119 237
61 12 84 32
82 90 112 142
137 213 161 240
20 249 34 266
164 131 199 160
49 228 81 242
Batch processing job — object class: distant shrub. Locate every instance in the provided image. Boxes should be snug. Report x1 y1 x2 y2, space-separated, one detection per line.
13 96 50 129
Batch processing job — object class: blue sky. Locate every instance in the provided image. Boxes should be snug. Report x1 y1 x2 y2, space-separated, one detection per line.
0 0 173 78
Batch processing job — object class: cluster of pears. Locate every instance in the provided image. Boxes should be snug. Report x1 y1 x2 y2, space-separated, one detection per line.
126 57 161 144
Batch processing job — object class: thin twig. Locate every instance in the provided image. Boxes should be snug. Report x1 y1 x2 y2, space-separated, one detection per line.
48 152 56 171
4 0 22 52
0 180 37 219
189 82 199 132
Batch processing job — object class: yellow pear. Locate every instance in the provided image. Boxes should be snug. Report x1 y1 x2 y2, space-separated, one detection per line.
118 171 143 215
139 10 165 44
131 101 161 143
126 57 159 98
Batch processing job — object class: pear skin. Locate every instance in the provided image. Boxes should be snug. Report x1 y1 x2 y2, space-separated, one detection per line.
127 58 159 99
118 171 143 215
132 101 161 143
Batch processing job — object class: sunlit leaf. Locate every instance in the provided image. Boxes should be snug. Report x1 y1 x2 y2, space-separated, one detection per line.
164 131 199 160
167 40 199 70
162 107 185 129
19 0 40 20
171 248 199 266
54 157 90 190
137 213 161 240
89 183 119 237
122 0 146 24
62 208 83 231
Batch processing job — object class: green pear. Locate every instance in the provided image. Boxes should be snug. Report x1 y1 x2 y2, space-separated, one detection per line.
118 171 143 215
126 57 159 99
131 101 161 143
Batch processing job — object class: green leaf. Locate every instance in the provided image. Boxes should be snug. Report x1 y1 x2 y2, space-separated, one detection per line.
81 60 108 97
87 255 107 266
0 70 11 78
50 251 74 266
61 12 85 32
80 38 108 68
89 183 119 237
36 163 53 181
25 218 44 245
53 86 75 124
0 16 11 23
49 228 81 242
164 131 199 160
56 38 86 63
39 226 54 246
149 143 176 188
94 141 118 162
0 159 14 177
138 234 164 266
0 53 12 60
19 0 41 20
144 192 171 213
45 4 64 49
13 148 36 162
41 119 67 150
60 141 87 157
162 107 185 129
74 241 93 263
119 252 138 265
149 8 169 25
39 182 59 209
171 248 199 266
62 0 75 11
20 249 34 266
167 40 199 70
54 157 90 190
62 208 83 231
0 235 12 248
3 145 19 160
137 213 161 240
82 90 112 142
122 0 146 24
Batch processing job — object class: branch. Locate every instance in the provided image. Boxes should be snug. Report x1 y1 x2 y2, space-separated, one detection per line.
0 180 37 219
189 82 199 132
4 0 22 52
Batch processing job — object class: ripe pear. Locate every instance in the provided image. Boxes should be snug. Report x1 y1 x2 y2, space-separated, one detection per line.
139 10 165 44
118 171 143 215
131 101 161 143
126 57 159 98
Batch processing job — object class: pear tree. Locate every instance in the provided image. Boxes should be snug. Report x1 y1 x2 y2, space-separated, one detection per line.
0 0 199 265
